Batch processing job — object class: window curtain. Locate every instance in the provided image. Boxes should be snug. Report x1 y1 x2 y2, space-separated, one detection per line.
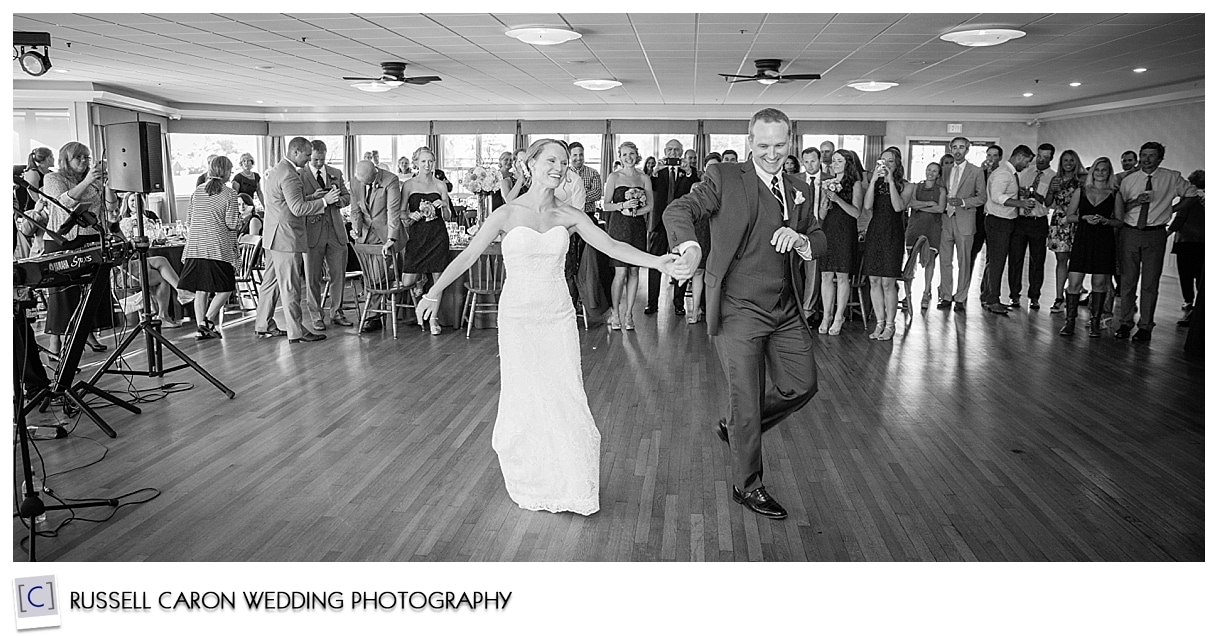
863 135 884 171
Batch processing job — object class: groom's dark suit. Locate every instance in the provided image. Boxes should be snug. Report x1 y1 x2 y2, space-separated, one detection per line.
648 163 698 312
665 162 828 492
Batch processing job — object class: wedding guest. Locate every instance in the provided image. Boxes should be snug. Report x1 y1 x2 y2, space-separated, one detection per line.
396 156 413 181
602 141 653 330
1062 157 1122 337
1007 143 1056 309
685 153 719 324
180 156 243 339
197 155 218 187
39 141 117 355
861 146 914 340
392 147 452 335
15 146 55 258
1114 142 1199 341
721 149 738 163
492 151 514 210
1169 170 1203 326
982 145 1035 314
1046 150 1086 313
642 156 657 177
501 149 528 203
783 155 801 174
115 192 182 327
819 140 835 159
818 149 865 335
905 162 947 309
238 193 262 235
941 139 987 312
232 153 265 210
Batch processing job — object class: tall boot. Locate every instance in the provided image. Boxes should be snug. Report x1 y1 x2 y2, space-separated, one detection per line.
1059 292 1080 336
1088 292 1106 337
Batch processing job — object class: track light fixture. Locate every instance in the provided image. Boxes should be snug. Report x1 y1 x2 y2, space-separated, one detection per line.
14 31 53 77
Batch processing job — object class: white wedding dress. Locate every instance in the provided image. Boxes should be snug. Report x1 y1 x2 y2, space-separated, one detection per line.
492 226 601 515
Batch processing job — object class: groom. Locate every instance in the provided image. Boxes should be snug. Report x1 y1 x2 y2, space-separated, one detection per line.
665 108 827 520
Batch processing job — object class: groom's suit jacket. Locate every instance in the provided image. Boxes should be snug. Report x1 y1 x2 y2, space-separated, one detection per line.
664 162 827 336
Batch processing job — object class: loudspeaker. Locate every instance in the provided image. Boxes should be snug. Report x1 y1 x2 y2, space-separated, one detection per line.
104 121 164 193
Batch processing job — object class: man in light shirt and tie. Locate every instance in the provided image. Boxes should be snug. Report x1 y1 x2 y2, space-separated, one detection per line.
1114 141 1199 342
1006 143 1056 309
799 146 826 320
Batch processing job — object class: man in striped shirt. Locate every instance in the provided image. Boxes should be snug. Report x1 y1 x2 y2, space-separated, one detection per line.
566 142 602 309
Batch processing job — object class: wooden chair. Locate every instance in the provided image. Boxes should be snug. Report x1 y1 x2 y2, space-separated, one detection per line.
462 250 506 338
234 234 263 310
352 244 417 339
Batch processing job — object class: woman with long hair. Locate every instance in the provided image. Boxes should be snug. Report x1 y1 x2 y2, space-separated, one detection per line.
416 139 682 515
783 155 801 175
396 156 413 181
491 151 514 210
1061 157 1124 337
818 149 865 335
179 156 243 339
39 141 117 355
500 149 529 204
642 155 657 178
601 141 654 330
16 147 55 258
1046 149 1086 313
115 192 184 328
905 162 947 309
862 146 915 341
396 147 453 335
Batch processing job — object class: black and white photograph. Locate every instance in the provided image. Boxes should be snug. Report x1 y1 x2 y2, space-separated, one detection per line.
12 8 1205 587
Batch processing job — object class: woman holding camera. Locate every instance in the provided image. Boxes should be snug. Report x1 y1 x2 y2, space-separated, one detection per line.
861 146 914 341
39 141 117 356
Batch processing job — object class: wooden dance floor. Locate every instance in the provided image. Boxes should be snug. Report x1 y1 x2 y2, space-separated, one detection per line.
16 280 1203 561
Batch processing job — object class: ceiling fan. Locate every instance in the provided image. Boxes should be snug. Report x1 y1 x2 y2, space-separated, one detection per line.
342 62 441 90
719 59 821 85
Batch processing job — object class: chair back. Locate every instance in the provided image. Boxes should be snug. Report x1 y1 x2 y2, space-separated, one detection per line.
235 234 262 281
465 251 506 294
353 243 395 292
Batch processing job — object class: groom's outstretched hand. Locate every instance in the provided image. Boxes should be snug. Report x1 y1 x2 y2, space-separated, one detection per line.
670 245 701 283
771 227 806 253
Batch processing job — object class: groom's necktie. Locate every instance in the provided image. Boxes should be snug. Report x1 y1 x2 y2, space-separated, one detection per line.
770 175 786 220
316 169 325 189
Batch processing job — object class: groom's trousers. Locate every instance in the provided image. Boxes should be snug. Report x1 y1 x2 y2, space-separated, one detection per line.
713 293 818 490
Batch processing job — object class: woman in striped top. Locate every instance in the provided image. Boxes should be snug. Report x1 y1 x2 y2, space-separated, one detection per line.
179 155 242 340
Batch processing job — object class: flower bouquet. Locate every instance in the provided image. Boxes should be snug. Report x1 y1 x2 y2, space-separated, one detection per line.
462 165 499 196
823 178 842 194
418 198 439 222
624 187 647 215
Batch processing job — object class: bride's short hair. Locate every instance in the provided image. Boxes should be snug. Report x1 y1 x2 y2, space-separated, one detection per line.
523 138 568 172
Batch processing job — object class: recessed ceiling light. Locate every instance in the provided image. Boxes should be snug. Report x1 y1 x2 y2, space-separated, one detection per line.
847 80 899 92
351 82 393 93
573 79 621 91
1023 92 1034 97
1069 81 1082 87
53 68 69 73
254 65 274 70
940 28 1026 47
255 100 264 104
505 27 582 46
1133 67 1148 73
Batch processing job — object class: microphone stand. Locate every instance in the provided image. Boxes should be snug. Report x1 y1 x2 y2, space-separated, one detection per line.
82 191 234 399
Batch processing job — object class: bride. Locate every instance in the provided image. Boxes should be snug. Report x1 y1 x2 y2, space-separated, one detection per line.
418 139 688 515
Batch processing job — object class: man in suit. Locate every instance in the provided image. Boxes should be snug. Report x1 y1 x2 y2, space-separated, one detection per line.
982 144 1036 314
298 139 352 330
799 146 826 321
646 139 698 315
350 159 402 331
721 149 738 163
1006 143 1056 309
938 136 988 311
666 108 828 520
254 136 340 343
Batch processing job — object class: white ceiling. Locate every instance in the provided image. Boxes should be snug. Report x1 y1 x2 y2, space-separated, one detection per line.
12 13 1205 113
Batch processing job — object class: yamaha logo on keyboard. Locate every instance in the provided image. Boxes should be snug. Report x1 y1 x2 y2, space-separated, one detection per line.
48 252 97 272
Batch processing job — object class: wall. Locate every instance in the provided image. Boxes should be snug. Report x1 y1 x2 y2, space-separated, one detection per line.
883 120 1038 154
1037 101 1204 174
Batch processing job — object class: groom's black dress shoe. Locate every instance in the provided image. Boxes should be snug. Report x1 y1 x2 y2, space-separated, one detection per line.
643 306 657 315
715 419 729 446
732 485 788 520
674 306 686 316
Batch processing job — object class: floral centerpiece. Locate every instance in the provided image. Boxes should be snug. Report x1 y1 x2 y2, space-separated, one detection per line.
462 164 501 223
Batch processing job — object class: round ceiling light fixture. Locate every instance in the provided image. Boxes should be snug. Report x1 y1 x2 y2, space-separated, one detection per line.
1133 67 1148 73
17 49 53 76
1023 92 1034 97
1069 81 1082 87
505 27 582 46
847 80 899 92
351 82 393 93
574 79 622 91
940 28 1026 47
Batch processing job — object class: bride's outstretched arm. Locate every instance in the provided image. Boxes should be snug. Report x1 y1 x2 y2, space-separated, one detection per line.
568 207 687 278
417 209 511 321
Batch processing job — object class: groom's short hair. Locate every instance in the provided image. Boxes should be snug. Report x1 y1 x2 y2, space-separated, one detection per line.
748 108 791 137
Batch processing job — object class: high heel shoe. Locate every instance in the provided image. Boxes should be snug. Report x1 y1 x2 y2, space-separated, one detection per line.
88 341 107 352
868 323 884 340
876 321 895 341
607 313 621 330
818 316 831 334
828 315 844 336
687 309 702 324
623 315 635 331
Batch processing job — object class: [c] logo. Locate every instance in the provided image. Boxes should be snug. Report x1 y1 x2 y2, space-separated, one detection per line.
13 575 61 630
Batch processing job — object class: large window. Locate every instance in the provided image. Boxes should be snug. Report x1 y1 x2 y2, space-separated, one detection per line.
13 109 73 164
526 133 603 178
440 133 513 195
708 134 748 160
276 135 344 170
801 134 866 158
169 133 265 198
907 138 996 184
355 134 427 175
611 134 695 171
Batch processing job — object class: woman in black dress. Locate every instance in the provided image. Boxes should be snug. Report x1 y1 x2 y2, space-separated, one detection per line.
231 153 265 211
491 151 514 210
39 141 116 355
862 146 915 341
398 147 453 335
905 162 947 309
818 149 865 335
601 141 653 331
1062 157 1124 337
